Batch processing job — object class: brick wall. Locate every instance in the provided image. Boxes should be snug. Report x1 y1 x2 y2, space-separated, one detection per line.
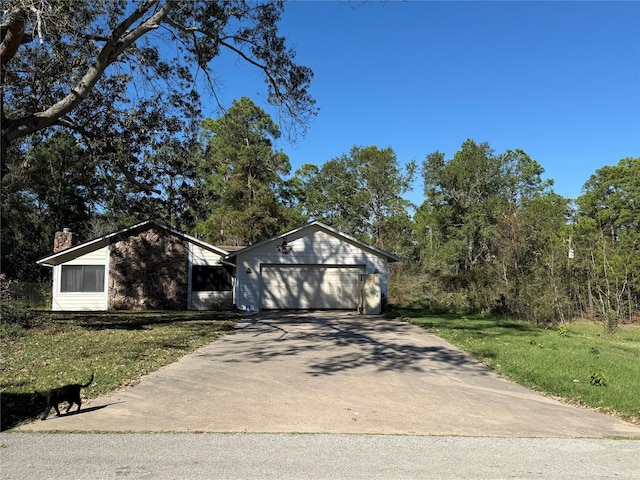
108 228 189 310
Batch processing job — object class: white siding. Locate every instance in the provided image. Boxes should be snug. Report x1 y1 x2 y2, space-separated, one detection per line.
191 291 233 310
234 225 391 311
63 247 108 265
188 244 233 310
190 244 223 266
51 246 109 311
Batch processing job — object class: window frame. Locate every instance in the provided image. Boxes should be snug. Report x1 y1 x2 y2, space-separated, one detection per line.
60 265 106 293
191 265 233 292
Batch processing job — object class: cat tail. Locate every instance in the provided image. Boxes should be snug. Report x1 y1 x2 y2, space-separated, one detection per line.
82 374 94 388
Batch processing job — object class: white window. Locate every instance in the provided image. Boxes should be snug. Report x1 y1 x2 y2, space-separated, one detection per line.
61 265 105 292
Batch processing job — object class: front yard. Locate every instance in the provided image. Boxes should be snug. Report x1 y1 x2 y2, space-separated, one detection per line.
1 310 238 430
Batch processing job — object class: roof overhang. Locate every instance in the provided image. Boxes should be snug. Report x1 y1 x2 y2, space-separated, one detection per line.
223 220 401 263
37 220 229 267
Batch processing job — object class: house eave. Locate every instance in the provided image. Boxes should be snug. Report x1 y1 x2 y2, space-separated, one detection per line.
223 220 402 263
36 220 229 267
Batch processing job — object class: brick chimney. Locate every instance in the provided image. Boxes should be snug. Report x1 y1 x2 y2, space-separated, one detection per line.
54 228 79 253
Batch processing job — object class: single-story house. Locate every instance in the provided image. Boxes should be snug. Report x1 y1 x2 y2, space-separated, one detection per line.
37 220 400 313
223 220 400 313
37 221 233 311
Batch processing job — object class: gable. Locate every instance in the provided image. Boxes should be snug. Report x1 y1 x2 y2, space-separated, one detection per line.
37 221 227 267
225 221 400 264
228 221 397 312
245 226 373 264
38 239 110 266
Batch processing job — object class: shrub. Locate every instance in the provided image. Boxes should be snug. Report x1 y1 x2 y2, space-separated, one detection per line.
0 301 40 328
1 277 45 337
588 366 607 387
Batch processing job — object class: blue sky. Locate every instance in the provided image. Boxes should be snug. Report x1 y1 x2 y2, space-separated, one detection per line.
202 0 640 207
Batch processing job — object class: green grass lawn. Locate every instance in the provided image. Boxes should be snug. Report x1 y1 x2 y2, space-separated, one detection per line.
393 308 640 425
0 310 238 431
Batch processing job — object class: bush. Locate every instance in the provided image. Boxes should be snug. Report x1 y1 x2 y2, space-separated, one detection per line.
0 274 47 338
389 273 472 314
0 301 46 340
0 300 41 329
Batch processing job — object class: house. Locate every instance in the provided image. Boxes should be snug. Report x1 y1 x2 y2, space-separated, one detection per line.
37 221 232 311
37 220 400 313
223 220 400 313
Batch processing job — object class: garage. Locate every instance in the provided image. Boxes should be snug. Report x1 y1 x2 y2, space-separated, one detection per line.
223 221 400 313
261 265 365 310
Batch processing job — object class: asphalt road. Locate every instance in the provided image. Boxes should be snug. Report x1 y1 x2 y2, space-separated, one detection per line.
2 433 640 479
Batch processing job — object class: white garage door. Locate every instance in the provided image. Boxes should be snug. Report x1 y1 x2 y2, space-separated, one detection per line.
261 265 364 310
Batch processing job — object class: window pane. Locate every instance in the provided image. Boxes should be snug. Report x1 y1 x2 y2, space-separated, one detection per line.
61 265 105 292
193 266 232 291
83 265 105 292
61 265 83 292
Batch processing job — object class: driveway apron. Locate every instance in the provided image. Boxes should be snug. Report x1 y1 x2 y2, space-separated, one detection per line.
17 311 640 437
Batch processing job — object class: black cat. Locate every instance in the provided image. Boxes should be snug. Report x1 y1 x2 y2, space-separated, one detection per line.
32 374 94 420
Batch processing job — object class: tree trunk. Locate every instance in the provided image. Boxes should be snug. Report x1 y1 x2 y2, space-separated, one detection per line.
628 277 633 324
587 275 594 317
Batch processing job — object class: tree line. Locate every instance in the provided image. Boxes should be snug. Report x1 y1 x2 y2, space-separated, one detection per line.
2 1 637 329
2 95 638 329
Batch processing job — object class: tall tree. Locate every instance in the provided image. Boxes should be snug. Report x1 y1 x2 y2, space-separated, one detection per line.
1 0 316 187
94 132 210 233
419 139 559 315
0 131 100 280
489 193 572 323
295 157 367 237
196 96 297 245
421 140 505 275
574 157 640 328
357 146 417 250
295 145 416 249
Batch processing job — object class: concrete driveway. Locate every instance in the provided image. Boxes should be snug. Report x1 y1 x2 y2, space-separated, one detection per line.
17 311 640 437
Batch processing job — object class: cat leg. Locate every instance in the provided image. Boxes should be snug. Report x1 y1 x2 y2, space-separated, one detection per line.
68 396 82 412
53 403 61 416
41 406 52 420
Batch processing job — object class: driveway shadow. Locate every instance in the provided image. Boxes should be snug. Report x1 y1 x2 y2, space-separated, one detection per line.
230 311 490 377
